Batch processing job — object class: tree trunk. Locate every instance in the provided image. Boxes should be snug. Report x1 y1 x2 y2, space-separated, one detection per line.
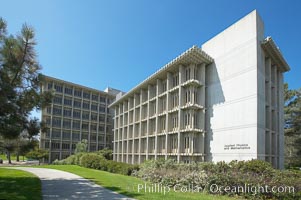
7 151 11 164
16 152 19 162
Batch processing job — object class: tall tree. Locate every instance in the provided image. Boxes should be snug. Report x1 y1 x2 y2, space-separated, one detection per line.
0 17 52 163
284 83 301 167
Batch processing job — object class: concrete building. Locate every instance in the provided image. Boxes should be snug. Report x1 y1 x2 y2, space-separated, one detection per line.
40 75 120 162
109 10 290 168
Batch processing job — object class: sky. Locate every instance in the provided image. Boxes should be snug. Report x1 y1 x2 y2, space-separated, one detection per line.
1 0 300 118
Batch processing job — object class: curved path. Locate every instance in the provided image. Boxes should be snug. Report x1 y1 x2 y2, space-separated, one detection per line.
12 167 134 200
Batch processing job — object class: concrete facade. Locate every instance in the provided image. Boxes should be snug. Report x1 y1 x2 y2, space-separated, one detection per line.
110 10 290 168
40 75 119 162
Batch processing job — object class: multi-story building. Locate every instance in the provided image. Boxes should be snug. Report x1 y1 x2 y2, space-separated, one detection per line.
109 10 290 168
40 75 120 162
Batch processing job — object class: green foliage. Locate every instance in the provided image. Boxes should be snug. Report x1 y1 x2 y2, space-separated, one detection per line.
79 153 105 169
97 147 113 160
74 139 88 154
26 148 48 164
105 160 139 175
284 83 301 167
53 152 139 176
0 17 53 164
137 159 301 199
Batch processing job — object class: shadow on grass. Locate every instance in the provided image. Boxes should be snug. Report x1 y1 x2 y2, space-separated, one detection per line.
0 176 41 200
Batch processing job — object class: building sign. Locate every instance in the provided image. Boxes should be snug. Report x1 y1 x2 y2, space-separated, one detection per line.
224 144 250 150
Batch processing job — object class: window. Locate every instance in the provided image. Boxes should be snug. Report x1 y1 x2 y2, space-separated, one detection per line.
63 119 71 129
184 113 190 126
92 94 98 101
162 98 166 112
194 89 198 104
173 73 179 87
47 83 53 89
99 126 104 132
73 110 81 119
62 131 70 139
184 136 190 149
99 115 105 122
82 123 89 130
82 112 90 120
46 117 51 125
161 117 166 132
73 100 81 108
64 98 72 106
51 142 60 149
99 96 106 103
172 93 178 108
99 105 106 113
52 118 61 128
194 113 198 128
73 121 80 130
185 67 191 81
53 96 62 104
171 135 178 150
194 67 198 79
74 89 82 97
185 90 191 104
82 133 88 140
63 108 72 117
91 113 97 121
54 84 63 93
46 107 51 114
83 101 90 110
53 107 62 115
162 81 167 92
91 134 97 141
62 143 70 150
83 92 90 99
72 132 80 141
91 104 98 111
64 87 73 95
91 124 97 131
52 129 61 138
172 116 178 129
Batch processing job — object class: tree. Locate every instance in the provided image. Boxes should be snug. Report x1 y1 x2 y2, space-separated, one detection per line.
75 139 88 154
26 148 48 165
0 17 52 163
284 83 301 167
15 118 40 161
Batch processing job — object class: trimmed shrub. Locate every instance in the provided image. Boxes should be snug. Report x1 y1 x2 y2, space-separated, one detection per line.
79 153 105 169
105 160 139 175
137 159 301 200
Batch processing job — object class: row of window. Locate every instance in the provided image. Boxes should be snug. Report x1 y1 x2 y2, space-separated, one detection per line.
48 83 109 103
46 117 110 129
116 88 199 117
45 130 108 140
48 107 108 120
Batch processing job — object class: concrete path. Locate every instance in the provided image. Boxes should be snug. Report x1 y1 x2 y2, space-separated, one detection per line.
12 167 134 200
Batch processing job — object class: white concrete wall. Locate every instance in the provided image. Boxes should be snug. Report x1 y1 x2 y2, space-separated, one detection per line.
202 10 264 163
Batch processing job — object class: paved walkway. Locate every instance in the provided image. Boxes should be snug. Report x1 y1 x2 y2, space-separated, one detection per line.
12 167 134 200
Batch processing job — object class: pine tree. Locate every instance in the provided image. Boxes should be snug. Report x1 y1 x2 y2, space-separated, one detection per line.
0 17 52 164
284 83 301 167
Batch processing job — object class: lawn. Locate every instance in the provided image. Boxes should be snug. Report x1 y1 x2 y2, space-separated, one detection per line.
37 165 237 200
0 168 42 200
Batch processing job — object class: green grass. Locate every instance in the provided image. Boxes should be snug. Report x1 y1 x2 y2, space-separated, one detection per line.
36 165 237 200
0 168 42 200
